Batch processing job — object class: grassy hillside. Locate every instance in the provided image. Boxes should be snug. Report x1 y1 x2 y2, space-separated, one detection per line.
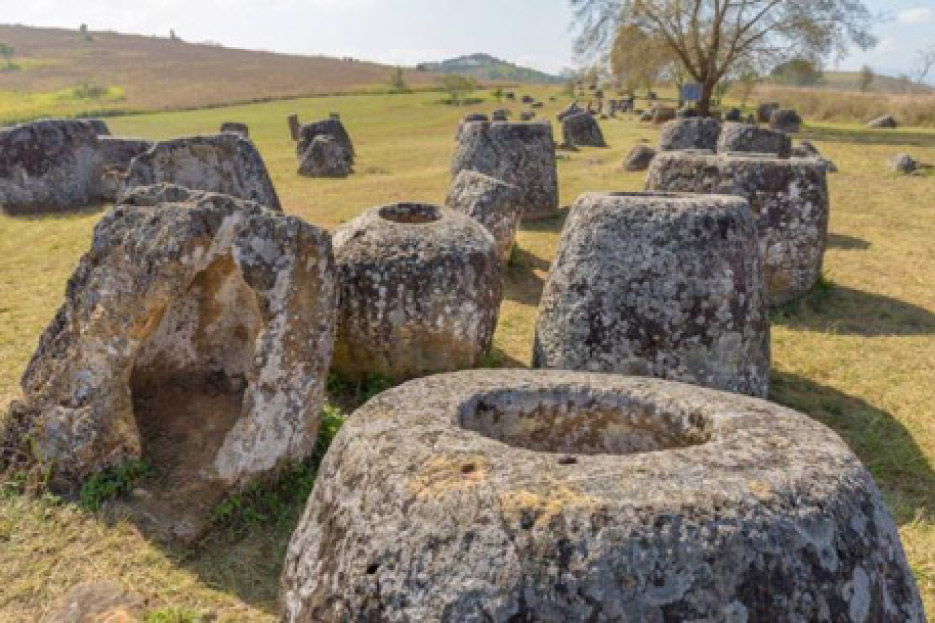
820 71 933 94
418 53 562 84
0 24 438 124
1 90 935 620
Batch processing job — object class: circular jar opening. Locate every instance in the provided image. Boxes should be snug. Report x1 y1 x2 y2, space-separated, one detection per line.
458 387 713 456
379 203 442 224
605 191 694 200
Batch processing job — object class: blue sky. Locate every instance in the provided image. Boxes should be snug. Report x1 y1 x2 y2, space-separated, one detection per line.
3 0 934 79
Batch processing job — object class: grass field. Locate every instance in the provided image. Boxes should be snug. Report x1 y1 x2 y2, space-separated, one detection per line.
1 88 934 620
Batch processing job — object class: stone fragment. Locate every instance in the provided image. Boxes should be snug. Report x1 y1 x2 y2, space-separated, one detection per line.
888 153 918 174
717 121 792 157
658 117 721 151
452 121 559 220
331 203 501 381
624 144 656 171
2 186 336 525
220 122 249 137
534 192 769 396
122 134 281 210
491 109 510 121
297 136 352 178
296 118 354 162
647 151 830 305
561 112 606 148
769 108 802 133
282 369 924 623
445 170 522 263
519 111 535 122
96 138 155 201
868 115 898 129
791 140 837 173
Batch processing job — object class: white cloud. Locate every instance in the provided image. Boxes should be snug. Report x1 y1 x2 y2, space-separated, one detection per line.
897 8 935 25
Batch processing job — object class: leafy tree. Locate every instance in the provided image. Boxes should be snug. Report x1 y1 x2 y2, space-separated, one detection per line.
571 0 876 114
859 64 874 92
610 24 678 93
771 59 823 86
388 66 408 92
439 74 477 105
0 43 14 70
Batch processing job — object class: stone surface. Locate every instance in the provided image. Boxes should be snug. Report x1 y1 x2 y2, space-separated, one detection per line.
96 138 155 201
792 140 837 173
868 115 898 129
122 134 282 211
717 121 792 157
87 119 111 136
557 101 583 122
220 121 249 137
296 118 354 162
297 136 352 178
757 101 780 123
452 121 559 220
445 170 522 263
658 117 721 152
770 108 802 133
282 369 924 623
888 153 918 174
624 144 656 172
46 581 144 623
561 112 606 148
331 203 501 382
0 119 103 214
519 111 535 122
287 113 301 141
652 106 676 124
2 185 336 513
534 192 769 396
491 109 511 122
647 151 830 305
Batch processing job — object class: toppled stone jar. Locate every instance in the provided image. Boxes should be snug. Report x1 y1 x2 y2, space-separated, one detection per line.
296 117 355 163
646 151 830 305
534 192 769 397
281 369 924 623
122 133 282 211
2 185 336 530
561 112 606 148
331 203 502 382
452 121 559 220
445 170 522 263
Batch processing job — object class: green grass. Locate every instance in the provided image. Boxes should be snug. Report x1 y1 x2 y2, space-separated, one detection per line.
1 88 934 620
0 84 126 125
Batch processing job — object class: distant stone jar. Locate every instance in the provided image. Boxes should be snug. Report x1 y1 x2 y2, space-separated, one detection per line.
1 186 336 507
281 369 924 623
647 151 830 305
452 121 559 220
220 122 249 137
296 117 355 163
445 170 522 263
770 108 802 134
331 203 502 382
658 117 721 151
534 192 770 397
297 136 352 178
561 112 606 148
717 122 792 157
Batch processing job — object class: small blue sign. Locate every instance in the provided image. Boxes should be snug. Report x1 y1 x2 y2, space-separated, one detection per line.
681 83 703 102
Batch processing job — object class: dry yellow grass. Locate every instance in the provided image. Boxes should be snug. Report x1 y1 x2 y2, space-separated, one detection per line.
1 88 934 620
755 83 935 127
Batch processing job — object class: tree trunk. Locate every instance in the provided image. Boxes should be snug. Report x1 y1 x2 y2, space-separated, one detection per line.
698 76 717 117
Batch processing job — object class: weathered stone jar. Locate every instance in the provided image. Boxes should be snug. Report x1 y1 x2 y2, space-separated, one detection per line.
561 112 606 148
658 117 721 152
534 192 770 397
1 185 336 510
281 369 925 623
646 151 830 305
331 203 502 382
452 121 559 220
717 121 792 157
445 170 522 263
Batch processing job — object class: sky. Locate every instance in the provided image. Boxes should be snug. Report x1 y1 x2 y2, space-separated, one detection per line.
1 0 933 79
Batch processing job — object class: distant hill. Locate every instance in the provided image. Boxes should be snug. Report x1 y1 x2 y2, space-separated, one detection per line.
0 24 437 121
417 53 562 84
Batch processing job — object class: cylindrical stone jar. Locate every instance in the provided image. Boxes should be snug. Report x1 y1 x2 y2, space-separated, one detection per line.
281 369 924 623
445 170 522 263
646 151 830 305
717 121 792 157
451 121 559 220
331 203 502 382
534 192 770 397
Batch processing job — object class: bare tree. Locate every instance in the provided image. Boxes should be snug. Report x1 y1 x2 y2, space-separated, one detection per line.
915 44 935 87
571 0 877 114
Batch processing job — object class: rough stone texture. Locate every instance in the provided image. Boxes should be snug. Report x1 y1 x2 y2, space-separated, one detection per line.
282 369 924 623
46 581 144 623
297 136 352 178
96 137 156 201
652 106 677 124
647 151 830 305
452 121 559 220
888 153 918 174
561 112 606 148
296 118 354 162
445 170 522 263
658 117 721 152
757 101 780 123
770 108 802 134
2 185 336 506
624 144 656 172
868 115 898 129
557 101 583 122
519 111 535 122
331 203 502 382
221 122 249 137
534 192 769 396
491 109 511 122
0 119 103 214
122 134 282 211
792 140 837 173
287 113 301 141
87 119 111 136
717 121 792 157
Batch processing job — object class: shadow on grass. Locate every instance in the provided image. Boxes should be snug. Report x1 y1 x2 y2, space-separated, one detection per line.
771 372 935 524
772 281 935 336
504 246 548 306
801 126 935 148
827 233 871 251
